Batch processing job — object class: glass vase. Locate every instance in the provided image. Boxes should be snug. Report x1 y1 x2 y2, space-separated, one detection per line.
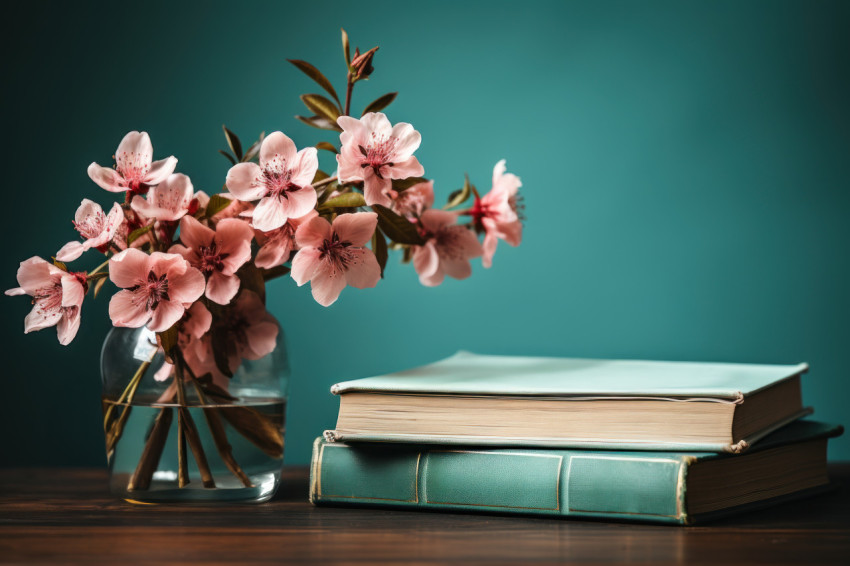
100 326 289 504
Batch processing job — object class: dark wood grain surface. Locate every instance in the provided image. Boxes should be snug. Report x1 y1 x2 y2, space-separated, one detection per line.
1 465 848 565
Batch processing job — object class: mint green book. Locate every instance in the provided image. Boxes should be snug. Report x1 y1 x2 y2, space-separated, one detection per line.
311 420 841 525
326 352 811 452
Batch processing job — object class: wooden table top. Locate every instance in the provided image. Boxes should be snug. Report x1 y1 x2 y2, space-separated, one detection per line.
1 465 848 565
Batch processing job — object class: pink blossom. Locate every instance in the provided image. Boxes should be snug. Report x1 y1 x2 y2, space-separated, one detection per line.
56 200 124 262
225 132 318 232
412 210 483 287
108 249 205 332
87 131 177 194
471 160 523 268
153 301 212 383
390 179 434 219
184 291 279 382
130 173 194 222
5 257 87 345
337 112 424 207
254 210 318 269
169 216 253 305
291 212 381 306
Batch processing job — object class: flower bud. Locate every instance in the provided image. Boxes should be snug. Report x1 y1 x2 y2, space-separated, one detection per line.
350 46 378 81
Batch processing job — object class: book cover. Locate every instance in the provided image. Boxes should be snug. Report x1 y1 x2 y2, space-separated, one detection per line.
311 420 842 525
327 352 811 452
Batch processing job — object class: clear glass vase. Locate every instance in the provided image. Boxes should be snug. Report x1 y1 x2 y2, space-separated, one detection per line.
100 326 289 504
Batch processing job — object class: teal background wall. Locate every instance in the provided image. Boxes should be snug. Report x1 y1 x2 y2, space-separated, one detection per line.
1 0 848 466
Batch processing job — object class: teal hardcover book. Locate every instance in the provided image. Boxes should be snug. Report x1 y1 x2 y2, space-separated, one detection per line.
311 420 842 525
326 352 811 452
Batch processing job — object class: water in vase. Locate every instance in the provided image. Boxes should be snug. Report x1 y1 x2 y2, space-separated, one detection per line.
102 395 285 503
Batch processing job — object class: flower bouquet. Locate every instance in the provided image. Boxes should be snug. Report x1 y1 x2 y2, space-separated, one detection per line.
6 30 524 503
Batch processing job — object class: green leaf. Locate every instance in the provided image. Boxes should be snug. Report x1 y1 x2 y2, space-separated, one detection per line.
341 28 351 66
392 176 428 192
237 262 266 304
158 326 179 358
444 174 473 209
218 149 237 165
315 141 338 154
128 223 154 245
320 192 367 209
52 258 67 271
211 328 234 379
372 204 425 245
296 115 342 132
313 169 330 184
287 59 341 108
93 276 108 298
261 265 291 281
242 132 265 162
372 227 388 277
222 126 243 161
362 92 398 116
300 94 340 124
205 194 232 218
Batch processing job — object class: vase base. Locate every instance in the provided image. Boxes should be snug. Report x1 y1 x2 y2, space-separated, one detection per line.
112 471 280 504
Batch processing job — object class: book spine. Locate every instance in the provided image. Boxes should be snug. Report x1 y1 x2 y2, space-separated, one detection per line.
310 439 691 525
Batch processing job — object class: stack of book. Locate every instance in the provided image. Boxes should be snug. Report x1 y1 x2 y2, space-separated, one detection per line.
309 352 843 524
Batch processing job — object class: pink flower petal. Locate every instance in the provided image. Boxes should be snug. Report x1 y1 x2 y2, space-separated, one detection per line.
167 243 193 261
441 257 473 280
482 230 498 269
215 219 254 275
56 241 86 262
60 275 85 308
359 112 392 137
420 209 458 232
343 248 381 289
116 131 153 170
87 163 126 193
243 321 279 360
12 257 58 295
184 302 212 339
290 247 322 286
335 151 365 183
337 115 367 139
282 186 318 220
453 226 484 258
251 197 289 232
362 175 393 207
389 122 421 159
178 216 215 253
413 243 440 282
288 147 319 187
108 290 152 328
24 306 63 334
294 215 332 249
147 300 185 332
259 131 298 167
56 308 81 346
309 267 348 307
205 271 240 305
226 162 266 201
154 361 174 382
254 237 291 269
166 265 205 304
386 156 424 180
333 212 377 247
108 249 150 289
145 156 178 185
